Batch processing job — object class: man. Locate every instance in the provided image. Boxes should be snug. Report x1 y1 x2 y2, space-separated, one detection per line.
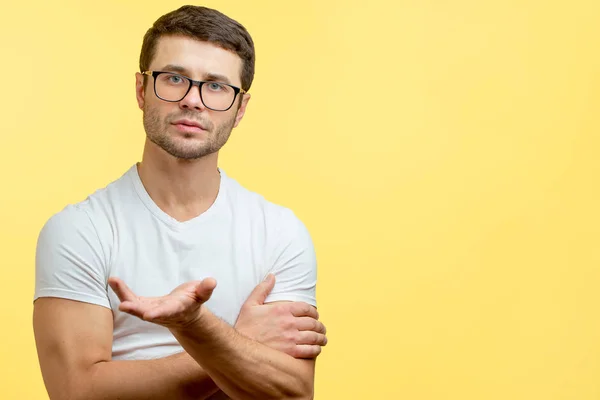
33 5 326 400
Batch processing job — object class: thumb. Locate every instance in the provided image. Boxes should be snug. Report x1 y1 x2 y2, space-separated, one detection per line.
194 278 217 304
244 273 276 306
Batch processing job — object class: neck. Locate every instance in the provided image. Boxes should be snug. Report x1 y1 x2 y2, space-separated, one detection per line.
137 139 221 222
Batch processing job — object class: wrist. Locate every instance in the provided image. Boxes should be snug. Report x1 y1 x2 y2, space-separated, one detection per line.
172 306 214 336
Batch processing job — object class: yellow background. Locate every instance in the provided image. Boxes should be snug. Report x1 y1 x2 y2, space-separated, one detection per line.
1 0 599 399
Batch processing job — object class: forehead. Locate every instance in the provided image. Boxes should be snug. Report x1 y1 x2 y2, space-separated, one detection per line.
150 35 243 85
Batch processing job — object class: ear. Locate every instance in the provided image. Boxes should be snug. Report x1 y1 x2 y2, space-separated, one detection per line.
135 72 145 109
233 93 251 128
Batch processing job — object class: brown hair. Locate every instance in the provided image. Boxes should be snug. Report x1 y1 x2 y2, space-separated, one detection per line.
139 5 255 91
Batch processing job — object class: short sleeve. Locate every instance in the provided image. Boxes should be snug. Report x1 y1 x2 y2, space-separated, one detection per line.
34 204 111 309
264 209 318 307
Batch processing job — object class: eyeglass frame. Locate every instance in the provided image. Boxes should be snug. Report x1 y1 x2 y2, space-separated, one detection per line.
141 70 247 112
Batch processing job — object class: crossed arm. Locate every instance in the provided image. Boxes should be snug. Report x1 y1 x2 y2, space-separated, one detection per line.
34 298 220 400
33 275 327 400
108 275 321 399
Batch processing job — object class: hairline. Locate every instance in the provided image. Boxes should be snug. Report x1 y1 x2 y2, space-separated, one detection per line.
143 34 245 88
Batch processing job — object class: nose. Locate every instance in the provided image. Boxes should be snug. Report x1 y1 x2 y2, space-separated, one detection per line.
179 82 206 112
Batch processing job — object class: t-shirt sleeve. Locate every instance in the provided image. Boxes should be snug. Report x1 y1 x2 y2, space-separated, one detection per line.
34 204 111 309
264 208 318 307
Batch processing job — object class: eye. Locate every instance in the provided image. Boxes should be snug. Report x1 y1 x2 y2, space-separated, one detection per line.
207 82 225 92
168 75 184 84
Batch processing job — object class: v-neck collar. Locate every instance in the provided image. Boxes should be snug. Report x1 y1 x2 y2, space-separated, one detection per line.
128 164 227 231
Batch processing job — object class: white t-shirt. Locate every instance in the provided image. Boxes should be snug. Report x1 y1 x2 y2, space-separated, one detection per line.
34 164 317 362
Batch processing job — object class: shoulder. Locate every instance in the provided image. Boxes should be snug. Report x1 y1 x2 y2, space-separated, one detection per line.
219 170 314 262
37 202 108 277
219 172 318 305
34 168 138 307
39 202 98 246
44 165 136 228
76 165 138 219
35 200 113 307
37 166 136 262
220 170 309 235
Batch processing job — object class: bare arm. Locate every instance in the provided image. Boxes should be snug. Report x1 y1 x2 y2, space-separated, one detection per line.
174 306 316 400
109 276 321 400
33 279 326 400
33 297 219 400
33 206 219 399
34 200 324 399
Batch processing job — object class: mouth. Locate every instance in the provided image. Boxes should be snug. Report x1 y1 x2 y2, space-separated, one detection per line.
171 119 207 134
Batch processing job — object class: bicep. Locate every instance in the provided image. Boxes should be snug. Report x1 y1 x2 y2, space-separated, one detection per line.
33 297 113 399
35 206 110 308
265 210 318 306
260 300 318 390
294 358 316 392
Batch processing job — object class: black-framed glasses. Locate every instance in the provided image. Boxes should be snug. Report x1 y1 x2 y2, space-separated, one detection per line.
142 70 247 111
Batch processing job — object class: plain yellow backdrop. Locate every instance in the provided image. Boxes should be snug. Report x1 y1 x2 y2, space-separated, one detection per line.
1 0 600 399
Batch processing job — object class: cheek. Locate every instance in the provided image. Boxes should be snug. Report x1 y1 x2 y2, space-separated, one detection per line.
143 103 166 129
217 109 239 126
145 102 173 124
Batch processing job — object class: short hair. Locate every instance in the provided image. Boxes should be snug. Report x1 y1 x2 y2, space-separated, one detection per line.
139 5 255 91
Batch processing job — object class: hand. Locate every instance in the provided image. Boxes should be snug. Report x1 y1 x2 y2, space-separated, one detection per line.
234 274 328 359
108 277 217 329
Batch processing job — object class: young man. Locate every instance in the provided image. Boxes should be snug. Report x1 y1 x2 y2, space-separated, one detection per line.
33 6 326 400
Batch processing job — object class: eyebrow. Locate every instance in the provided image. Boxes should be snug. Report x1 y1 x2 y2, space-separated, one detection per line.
161 64 188 74
203 73 232 85
159 64 233 85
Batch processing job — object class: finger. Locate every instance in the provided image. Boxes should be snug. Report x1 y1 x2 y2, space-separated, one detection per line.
108 277 138 303
243 274 276 306
290 303 319 319
118 301 148 319
296 331 328 346
142 303 181 322
296 317 327 334
292 345 322 359
195 278 217 303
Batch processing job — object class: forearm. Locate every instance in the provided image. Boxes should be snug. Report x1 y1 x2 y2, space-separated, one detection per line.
61 352 220 400
171 311 314 400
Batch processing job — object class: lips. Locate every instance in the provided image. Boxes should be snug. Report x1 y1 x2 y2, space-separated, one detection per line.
172 119 206 130
171 119 207 134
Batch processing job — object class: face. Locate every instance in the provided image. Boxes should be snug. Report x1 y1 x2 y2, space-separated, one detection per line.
135 36 250 160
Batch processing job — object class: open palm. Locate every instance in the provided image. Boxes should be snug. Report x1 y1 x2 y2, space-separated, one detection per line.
108 277 217 328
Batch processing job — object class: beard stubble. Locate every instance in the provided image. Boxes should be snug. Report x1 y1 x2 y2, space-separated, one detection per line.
143 104 237 160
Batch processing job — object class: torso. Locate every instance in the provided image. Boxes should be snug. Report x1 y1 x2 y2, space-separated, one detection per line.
96 166 275 360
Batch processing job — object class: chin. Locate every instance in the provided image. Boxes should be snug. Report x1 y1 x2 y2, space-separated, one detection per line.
170 144 216 160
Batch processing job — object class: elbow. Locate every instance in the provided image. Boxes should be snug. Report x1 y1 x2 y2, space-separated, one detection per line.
298 373 316 400
295 392 314 400
281 377 314 400
300 388 315 400
46 378 98 400
289 392 314 400
47 388 85 400
287 368 315 400
47 391 76 400
247 378 313 400
44 384 74 400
